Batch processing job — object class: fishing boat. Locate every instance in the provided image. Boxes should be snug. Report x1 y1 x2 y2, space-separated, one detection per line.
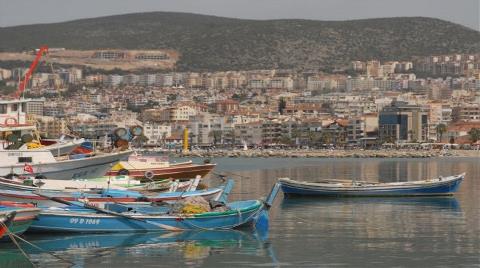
0 99 83 156
0 148 132 180
0 179 233 207
105 154 216 180
279 173 465 197
0 174 193 192
27 182 281 233
0 99 133 180
0 202 41 240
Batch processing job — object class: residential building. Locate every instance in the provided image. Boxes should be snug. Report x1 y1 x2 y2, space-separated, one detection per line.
452 103 480 122
143 123 172 146
378 101 429 143
34 115 68 138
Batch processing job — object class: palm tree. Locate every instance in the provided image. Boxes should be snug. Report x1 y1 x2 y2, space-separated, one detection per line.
320 132 332 145
307 130 317 146
436 124 447 142
408 130 415 142
208 130 223 145
468 128 480 143
279 135 293 146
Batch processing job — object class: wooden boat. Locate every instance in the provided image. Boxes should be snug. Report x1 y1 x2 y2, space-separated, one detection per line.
0 202 41 240
0 175 192 192
279 173 465 197
27 182 281 233
0 179 232 207
105 155 216 180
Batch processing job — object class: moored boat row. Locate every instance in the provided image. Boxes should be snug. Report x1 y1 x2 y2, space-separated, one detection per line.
0 181 281 234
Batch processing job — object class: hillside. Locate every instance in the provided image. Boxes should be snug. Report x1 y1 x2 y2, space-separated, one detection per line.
1 12 479 71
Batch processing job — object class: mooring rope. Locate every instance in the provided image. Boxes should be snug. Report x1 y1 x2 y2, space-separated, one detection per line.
0 220 36 267
12 233 76 266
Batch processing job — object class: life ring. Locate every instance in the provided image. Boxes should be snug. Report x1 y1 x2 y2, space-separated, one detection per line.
144 170 155 180
4 117 18 126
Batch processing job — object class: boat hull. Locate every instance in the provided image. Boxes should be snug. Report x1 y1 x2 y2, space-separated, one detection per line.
106 163 216 180
0 207 41 240
279 174 464 197
0 187 224 207
28 200 264 233
0 150 132 180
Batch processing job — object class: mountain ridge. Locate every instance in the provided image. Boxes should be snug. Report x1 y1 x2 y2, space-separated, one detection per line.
1 12 479 71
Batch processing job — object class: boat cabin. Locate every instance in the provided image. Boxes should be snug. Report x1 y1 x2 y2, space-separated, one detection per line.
0 99 37 149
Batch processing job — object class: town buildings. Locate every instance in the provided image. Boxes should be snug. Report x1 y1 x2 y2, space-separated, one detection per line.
1 54 479 148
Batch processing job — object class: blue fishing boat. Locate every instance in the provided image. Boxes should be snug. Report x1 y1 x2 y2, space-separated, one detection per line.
279 173 464 197
28 182 281 233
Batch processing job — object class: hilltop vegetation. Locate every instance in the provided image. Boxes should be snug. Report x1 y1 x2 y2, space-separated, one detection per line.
0 12 479 71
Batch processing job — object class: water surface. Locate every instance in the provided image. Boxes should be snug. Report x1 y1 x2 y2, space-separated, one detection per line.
1 157 479 267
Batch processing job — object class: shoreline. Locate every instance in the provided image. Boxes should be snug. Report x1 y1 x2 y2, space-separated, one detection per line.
175 149 480 158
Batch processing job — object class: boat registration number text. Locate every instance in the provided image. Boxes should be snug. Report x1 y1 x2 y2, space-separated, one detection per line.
69 218 101 225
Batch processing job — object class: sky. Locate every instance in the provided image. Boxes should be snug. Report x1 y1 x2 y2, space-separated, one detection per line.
0 0 479 30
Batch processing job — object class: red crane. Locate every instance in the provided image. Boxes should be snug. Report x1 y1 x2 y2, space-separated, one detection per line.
15 45 49 99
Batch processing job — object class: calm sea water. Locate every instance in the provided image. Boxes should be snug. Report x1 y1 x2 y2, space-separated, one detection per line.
1 156 479 267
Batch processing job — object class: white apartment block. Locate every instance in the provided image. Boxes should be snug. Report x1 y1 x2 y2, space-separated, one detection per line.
143 123 172 146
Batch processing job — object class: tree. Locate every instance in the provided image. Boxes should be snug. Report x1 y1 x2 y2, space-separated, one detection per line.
320 132 333 145
436 124 447 142
279 135 293 146
408 130 415 142
468 128 480 143
224 130 235 147
278 98 287 115
306 130 318 146
208 130 223 145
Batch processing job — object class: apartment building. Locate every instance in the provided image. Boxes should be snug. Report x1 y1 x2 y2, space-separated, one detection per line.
143 123 172 146
378 101 429 143
452 103 480 122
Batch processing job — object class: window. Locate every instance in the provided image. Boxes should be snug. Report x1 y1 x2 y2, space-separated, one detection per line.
0 104 6 113
18 157 32 163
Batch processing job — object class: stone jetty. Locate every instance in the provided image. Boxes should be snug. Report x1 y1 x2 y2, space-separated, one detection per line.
174 149 473 158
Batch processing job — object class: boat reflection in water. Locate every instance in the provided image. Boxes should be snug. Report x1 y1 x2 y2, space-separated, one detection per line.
281 196 461 211
1 226 277 267
276 196 467 267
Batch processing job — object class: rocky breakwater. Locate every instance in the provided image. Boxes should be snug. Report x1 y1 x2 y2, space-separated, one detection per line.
178 149 457 158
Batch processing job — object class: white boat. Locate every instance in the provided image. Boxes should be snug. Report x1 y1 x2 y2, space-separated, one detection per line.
0 149 132 180
0 99 133 180
0 99 82 156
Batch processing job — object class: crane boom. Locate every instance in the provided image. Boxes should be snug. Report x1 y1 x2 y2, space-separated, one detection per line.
16 45 49 98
